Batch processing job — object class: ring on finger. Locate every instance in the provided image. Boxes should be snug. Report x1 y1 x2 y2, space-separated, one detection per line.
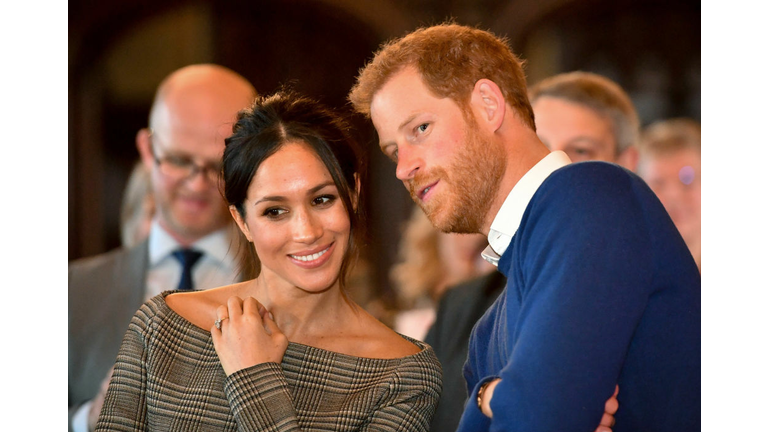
214 316 229 330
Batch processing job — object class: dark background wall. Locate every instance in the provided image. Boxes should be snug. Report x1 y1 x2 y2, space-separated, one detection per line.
69 0 700 305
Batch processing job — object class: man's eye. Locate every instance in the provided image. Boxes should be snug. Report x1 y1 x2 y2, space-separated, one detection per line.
390 148 399 162
167 155 192 167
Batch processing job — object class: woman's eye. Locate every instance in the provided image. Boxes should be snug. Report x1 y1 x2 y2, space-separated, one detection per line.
263 208 286 218
312 195 336 206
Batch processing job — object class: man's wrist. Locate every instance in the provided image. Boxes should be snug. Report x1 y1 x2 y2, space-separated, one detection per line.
476 381 491 410
477 378 500 418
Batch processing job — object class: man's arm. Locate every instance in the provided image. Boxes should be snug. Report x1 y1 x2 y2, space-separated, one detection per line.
480 379 619 431
475 165 656 431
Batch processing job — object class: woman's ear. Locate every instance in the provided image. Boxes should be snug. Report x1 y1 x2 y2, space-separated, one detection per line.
470 79 506 133
229 205 253 242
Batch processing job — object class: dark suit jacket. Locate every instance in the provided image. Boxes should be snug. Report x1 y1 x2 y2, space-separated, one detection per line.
68 240 149 430
424 270 506 432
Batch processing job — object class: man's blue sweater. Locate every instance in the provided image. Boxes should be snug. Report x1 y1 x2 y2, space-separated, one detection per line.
457 162 701 432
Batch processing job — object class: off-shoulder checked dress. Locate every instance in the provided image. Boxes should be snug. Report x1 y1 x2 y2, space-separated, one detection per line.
96 292 442 431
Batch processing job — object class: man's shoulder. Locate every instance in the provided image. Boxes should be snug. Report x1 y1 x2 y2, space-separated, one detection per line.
69 242 147 277
537 161 650 209
69 247 129 273
551 160 636 184
68 242 149 304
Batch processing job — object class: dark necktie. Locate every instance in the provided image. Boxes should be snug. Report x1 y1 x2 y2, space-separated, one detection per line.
172 248 204 291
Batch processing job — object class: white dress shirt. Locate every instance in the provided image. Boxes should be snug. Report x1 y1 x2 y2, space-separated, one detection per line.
145 219 241 299
481 151 571 266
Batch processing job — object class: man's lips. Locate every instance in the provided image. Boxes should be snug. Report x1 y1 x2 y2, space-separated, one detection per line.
178 195 210 210
417 180 439 201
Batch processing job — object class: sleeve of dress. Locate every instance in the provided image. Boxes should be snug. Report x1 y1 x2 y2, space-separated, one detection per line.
486 166 659 432
94 306 151 432
360 355 442 432
224 362 302 431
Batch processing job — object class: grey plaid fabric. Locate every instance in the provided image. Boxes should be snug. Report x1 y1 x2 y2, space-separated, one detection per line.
96 292 442 431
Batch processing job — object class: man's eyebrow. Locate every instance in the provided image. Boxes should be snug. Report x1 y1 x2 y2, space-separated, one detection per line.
379 113 419 150
398 113 419 133
565 136 604 146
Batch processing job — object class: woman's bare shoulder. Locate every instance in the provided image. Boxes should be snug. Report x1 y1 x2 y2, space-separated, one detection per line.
352 309 423 359
165 283 246 330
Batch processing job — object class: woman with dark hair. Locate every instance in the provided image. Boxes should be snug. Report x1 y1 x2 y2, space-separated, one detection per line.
96 91 442 431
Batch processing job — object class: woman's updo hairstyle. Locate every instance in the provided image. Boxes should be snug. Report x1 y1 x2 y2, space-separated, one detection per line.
222 90 367 289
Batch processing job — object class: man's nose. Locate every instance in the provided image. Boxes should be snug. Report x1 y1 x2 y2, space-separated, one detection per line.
395 144 421 181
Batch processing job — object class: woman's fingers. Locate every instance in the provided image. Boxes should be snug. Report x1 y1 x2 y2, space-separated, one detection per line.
242 296 264 321
211 304 229 333
262 310 280 336
227 296 244 318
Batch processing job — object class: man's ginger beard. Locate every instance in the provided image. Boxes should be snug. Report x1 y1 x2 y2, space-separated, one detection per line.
408 116 506 234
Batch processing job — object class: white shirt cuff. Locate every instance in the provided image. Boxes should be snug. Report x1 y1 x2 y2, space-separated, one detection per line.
71 399 93 432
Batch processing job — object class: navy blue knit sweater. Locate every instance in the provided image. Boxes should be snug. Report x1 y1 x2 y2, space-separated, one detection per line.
458 162 700 432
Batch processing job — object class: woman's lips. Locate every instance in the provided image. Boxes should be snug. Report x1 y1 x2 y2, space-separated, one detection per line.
288 243 334 269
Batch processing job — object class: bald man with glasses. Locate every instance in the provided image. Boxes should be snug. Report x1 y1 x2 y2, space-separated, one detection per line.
69 64 257 432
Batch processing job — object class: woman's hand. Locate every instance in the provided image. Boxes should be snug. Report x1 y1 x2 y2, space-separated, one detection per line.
211 296 288 376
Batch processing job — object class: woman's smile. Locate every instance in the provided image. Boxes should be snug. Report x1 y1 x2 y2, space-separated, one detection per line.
288 242 335 268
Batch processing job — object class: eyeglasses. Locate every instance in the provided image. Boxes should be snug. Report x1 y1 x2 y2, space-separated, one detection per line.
149 131 222 183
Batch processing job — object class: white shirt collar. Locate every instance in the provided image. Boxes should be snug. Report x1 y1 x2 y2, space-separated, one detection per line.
148 219 238 270
481 151 571 266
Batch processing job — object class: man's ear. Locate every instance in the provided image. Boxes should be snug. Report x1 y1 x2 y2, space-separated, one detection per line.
136 128 155 170
470 79 506 132
229 205 253 242
617 146 639 172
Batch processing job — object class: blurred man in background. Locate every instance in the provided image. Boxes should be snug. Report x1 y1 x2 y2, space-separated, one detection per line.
637 118 701 270
69 64 256 432
529 70 639 170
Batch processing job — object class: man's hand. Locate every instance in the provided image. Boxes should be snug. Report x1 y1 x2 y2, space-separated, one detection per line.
479 380 620 432
596 385 619 432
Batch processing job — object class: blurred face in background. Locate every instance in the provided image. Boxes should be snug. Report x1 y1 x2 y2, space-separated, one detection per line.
638 147 701 266
146 119 231 243
532 96 619 163
137 67 254 244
